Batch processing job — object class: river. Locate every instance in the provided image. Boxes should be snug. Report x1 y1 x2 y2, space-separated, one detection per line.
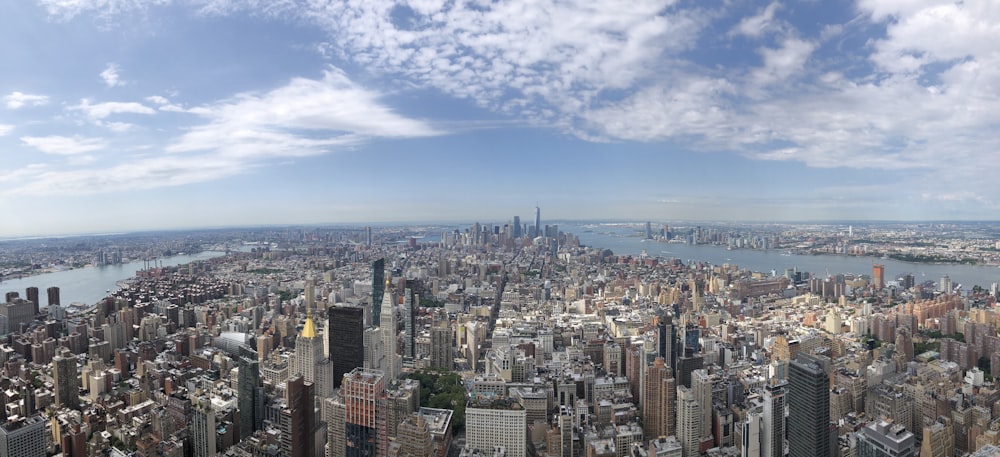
561 223 1000 290
0 251 227 306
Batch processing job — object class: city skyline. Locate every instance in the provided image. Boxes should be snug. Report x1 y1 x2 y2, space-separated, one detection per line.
1 1 998 237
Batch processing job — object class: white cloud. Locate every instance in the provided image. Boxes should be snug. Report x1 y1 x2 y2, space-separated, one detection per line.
38 0 171 20
26 0 1000 208
5 67 438 196
196 0 703 126
750 38 816 87
167 68 439 158
4 91 50 109
0 125 13 136
100 63 124 87
731 2 782 38
3 155 242 196
71 99 155 119
21 135 107 155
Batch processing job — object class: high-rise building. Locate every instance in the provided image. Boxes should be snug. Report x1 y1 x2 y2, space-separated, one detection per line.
430 324 453 370
363 327 383 371
325 395 346 457
692 369 714 441
238 345 264 440
642 357 675 439
396 413 434 457
895 326 914 363
0 299 34 335
788 353 831 457
857 419 915 457
329 305 365 389
46 286 60 307
646 221 653 239
0 415 45 457
512 216 521 239
293 309 325 388
52 348 79 410
404 280 419 359
372 259 385 326
192 397 216 457
385 379 421 443
342 369 385 457
534 206 541 238
657 313 677 378
761 382 785 457
921 416 954 457
941 275 952 293
366 226 372 247
281 375 316 457
677 386 702 457
380 282 400 381
467 400 527 457
304 275 315 310
873 264 885 290
24 287 38 315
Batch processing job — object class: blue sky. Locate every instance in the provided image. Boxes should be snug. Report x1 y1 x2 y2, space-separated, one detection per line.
1 0 998 237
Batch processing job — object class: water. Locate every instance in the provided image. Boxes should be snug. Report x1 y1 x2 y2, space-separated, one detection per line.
563 223 1000 289
0 251 226 306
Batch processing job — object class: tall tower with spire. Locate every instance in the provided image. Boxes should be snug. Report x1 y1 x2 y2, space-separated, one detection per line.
294 305 324 387
380 279 400 381
534 205 541 238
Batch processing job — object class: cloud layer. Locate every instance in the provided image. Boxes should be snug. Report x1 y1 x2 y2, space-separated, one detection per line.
17 0 1000 214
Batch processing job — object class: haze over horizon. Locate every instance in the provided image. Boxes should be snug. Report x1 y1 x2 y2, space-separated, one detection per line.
1 0 998 238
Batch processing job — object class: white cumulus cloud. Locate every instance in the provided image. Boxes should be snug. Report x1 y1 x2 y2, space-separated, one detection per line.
21 135 107 155
4 91 50 109
100 63 125 87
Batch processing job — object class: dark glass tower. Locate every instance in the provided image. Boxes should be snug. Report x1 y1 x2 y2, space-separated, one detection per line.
328 305 364 388
238 345 263 440
656 313 677 378
372 258 385 326
788 352 831 457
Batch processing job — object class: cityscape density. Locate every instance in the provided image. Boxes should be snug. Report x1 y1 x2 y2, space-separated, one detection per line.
2 213 1000 457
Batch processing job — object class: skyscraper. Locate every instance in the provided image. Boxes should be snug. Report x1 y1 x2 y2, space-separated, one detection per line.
281 375 316 457
304 275 315 309
512 216 521 238
372 259 385 326
403 280 417 359
642 357 675 439
293 308 324 387
676 386 702 457
380 280 400 381
0 415 45 457
238 345 264 440
534 205 541 238
52 348 79 410
788 353 831 457
873 264 885 290
24 287 38 315
691 369 714 441
46 286 60 307
761 382 786 457
342 369 385 457
329 305 364 389
430 323 453 370
657 313 676 378
467 400 527 457
192 397 217 457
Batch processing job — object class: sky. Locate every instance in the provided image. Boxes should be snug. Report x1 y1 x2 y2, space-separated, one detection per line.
0 0 998 237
